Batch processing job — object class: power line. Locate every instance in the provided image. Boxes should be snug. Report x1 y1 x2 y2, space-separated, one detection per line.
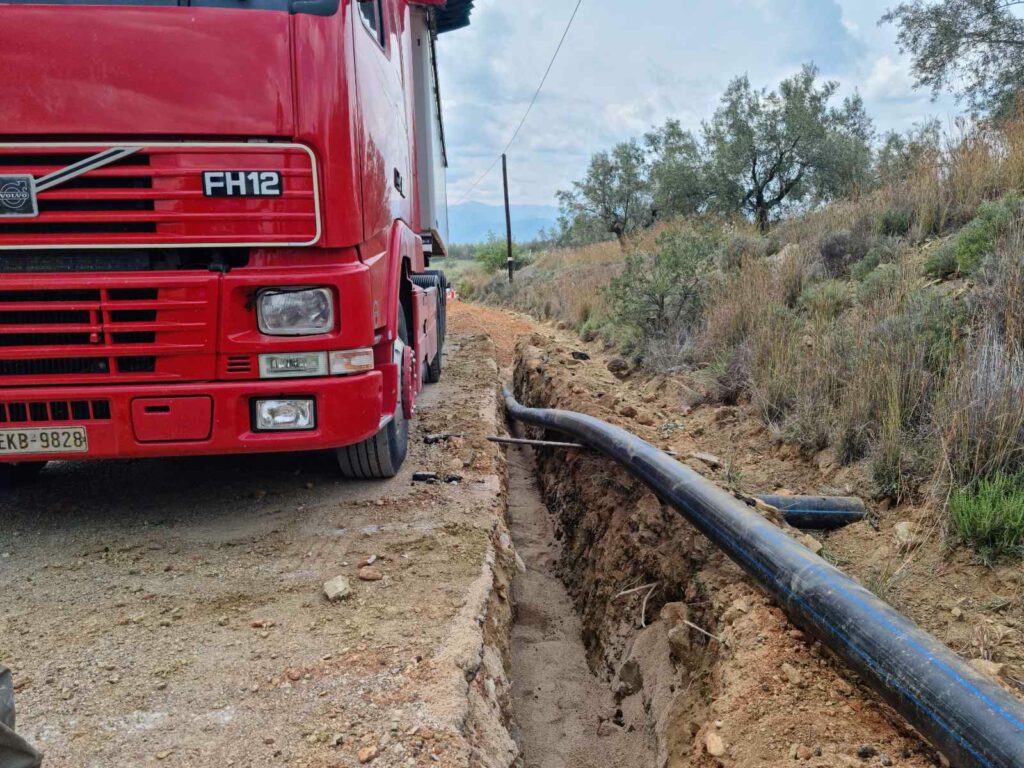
455 0 585 205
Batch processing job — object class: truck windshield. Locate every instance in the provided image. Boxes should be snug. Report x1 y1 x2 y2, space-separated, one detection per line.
0 0 337 13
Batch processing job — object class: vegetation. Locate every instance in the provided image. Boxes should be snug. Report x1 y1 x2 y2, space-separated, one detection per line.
458 20 1024 560
882 0 1024 117
950 473 1024 562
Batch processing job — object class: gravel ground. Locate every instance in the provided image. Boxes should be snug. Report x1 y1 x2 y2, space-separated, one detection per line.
0 321 515 768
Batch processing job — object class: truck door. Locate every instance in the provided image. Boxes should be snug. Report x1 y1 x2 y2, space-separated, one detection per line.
353 0 412 242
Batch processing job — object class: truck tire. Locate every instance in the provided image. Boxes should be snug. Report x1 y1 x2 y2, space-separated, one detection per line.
0 462 47 487
411 273 445 383
336 314 410 479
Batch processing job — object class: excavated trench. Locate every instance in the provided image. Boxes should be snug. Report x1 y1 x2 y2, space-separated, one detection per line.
506 442 657 767
504 334 940 768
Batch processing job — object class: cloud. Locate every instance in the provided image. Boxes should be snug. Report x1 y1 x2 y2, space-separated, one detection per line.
437 0 962 206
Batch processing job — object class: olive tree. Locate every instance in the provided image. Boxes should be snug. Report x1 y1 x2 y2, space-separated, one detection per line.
703 65 874 232
644 120 708 218
556 140 653 247
882 0 1024 116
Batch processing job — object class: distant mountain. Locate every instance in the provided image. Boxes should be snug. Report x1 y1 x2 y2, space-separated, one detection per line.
448 202 559 244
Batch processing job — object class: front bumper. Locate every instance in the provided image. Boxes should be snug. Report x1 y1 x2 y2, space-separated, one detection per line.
0 373 384 462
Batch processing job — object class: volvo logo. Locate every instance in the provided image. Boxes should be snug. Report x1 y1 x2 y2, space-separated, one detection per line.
0 175 38 218
0 179 30 210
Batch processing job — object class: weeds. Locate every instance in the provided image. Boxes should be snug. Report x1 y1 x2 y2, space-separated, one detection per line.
950 473 1024 562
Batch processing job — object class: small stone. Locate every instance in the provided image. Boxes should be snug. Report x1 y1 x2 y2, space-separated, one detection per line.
796 745 814 760
358 745 379 763
323 576 353 601
951 606 963 620
880 756 893 766
705 731 726 757
155 750 173 761
780 662 803 686
689 452 723 470
571 351 591 361
616 659 642 696
618 405 638 418
358 566 383 582
856 744 877 759
970 658 1005 679
607 357 629 375
799 534 823 556
893 521 921 552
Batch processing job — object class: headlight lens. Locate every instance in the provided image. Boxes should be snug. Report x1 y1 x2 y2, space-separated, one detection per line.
257 288 334 336
253 399 316 431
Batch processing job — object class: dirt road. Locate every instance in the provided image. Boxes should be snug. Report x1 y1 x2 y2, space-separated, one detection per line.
0 321 516 768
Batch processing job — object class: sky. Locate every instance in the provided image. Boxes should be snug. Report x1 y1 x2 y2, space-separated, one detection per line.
436 0 961 208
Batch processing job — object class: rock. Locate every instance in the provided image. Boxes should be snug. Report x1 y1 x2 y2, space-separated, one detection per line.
880 755 893 766
618 405 638 418
358 745 379 763
796 744 814 760
358 566 383 582
323 576 353 602
856 744 877 759
607 357 629 376
688 452 723 470
970 658 1005 679
705 731 726 757
571 351 591 361
893 521 922 552
720 598 750 625
616 659 643 696
667 625 691 657
780 662 803 686
798 534 823 556
951 606 963 620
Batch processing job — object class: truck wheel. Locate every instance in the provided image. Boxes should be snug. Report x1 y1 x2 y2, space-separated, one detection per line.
336 313 410 479
412 273 445 384
0 462 47 487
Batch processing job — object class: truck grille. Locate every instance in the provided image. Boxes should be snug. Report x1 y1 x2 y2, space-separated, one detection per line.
0 143 320 249
0 399 112 424
0 275 219 385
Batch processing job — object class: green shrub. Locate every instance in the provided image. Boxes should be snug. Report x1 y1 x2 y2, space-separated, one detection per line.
924 242 958 280
856 263 902 306
955 195 1023 274
850 251 881 281
950 473 1024 561
877 207 913 237
820 230 869 278
605 228 719 363
798 280 853 321
720 234 761 271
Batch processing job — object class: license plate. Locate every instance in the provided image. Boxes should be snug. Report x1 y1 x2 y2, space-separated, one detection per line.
0 427 88 455
0 175 39 218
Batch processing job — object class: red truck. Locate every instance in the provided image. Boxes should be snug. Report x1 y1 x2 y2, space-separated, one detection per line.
0 0 472 482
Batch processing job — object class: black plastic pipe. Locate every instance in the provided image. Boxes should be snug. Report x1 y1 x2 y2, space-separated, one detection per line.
503 389 1024 768
758 494 866 530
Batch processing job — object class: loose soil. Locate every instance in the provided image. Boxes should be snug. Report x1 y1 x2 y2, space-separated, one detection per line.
0 324 517 768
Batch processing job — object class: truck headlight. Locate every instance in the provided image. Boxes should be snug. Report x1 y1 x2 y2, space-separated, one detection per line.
253 399 316 431
257 288 334 336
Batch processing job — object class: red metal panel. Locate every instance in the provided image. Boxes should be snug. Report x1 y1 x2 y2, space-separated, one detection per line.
0 7 294 137
131 396 213 443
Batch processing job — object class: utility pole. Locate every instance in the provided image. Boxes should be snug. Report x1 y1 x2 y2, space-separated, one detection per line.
502 153 514 284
